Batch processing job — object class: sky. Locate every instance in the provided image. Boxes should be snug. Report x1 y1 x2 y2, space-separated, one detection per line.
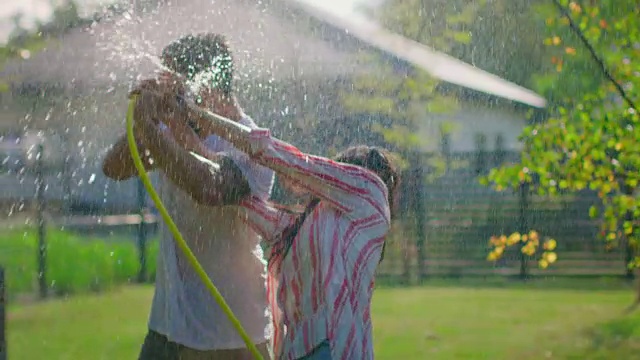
0 0 111 43
0 0 378 44
0 0 545 107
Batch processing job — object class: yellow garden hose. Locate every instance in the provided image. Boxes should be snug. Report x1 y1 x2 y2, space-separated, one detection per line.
125 96 264 360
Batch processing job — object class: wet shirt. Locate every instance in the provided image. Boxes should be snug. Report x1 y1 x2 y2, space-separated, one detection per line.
239 128 391 359
148 115 275 350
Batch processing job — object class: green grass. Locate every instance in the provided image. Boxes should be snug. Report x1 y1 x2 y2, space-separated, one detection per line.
7 282 640 359
0 227 159 297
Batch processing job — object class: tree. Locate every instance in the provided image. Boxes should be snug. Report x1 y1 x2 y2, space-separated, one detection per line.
341 0 509 281
1 1 83 93
483 1 640 285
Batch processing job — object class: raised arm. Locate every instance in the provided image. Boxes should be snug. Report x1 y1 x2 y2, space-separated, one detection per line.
185 102 391 222
248 131 390 222
102 76 183 181
133 92 252 206
238 195 294 245
102 134 155 181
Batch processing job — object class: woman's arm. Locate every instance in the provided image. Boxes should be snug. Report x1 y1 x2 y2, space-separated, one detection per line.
238 196 294 245
184 104 391 222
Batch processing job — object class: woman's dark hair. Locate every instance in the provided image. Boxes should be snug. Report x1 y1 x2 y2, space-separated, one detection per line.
333 145 400 218
161 33 234 95
270 146 399 266
334 145 400 263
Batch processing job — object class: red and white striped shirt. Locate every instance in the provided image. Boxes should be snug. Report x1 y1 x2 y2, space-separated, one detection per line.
239 128 391 359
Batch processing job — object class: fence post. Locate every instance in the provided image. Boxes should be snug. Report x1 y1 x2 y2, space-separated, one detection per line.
35 143 48 299
494 134 506 167
0 266 6 360
518 182 530 279
412 151 427 282
0 265 7 360
624 210 635 280
136 178 148 283
474 134 487 175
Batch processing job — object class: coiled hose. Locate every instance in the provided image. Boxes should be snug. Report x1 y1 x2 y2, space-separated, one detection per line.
125 96 264 360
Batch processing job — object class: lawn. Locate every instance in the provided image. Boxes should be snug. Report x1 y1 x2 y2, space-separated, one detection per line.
7 280 640 359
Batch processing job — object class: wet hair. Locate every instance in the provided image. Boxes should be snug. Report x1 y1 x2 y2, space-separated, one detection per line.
334 146 400 263
161 33 234 95
333 145 400 218
270 146 399 266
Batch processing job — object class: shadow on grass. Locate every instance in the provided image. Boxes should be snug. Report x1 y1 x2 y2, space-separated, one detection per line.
564 314 640 359
375 274 635 292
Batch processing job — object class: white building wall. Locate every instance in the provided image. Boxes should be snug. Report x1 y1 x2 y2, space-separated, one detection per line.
418 103 527 153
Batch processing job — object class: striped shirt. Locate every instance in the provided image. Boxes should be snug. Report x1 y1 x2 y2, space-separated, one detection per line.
240 128 391 359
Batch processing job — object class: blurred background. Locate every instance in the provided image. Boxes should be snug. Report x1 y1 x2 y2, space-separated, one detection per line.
0 0 639 359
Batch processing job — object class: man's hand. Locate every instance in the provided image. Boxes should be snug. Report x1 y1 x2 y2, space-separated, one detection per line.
132 88 207 156
129 71 186 98
129 71 186 116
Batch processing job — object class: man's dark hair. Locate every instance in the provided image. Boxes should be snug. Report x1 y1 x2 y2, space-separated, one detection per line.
161 33 234 95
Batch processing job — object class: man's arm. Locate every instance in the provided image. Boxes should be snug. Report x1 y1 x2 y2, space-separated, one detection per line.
102 134 155 181
134 93 251 206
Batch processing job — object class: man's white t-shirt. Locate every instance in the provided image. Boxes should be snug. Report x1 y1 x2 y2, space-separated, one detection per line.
148 115 275 350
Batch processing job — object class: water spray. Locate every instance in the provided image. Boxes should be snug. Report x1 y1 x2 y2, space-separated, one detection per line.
125 96 264 360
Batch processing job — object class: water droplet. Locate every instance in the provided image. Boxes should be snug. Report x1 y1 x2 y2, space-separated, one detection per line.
88 173 96 184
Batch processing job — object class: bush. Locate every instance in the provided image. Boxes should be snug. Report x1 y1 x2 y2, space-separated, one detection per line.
0 228 158 298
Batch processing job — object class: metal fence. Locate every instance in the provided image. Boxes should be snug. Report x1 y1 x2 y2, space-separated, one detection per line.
376 148 631 282
1 144 634 290
0 266 6 360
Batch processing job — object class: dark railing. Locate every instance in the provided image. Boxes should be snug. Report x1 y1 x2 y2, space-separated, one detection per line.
0 265 6 360
377 148 631 282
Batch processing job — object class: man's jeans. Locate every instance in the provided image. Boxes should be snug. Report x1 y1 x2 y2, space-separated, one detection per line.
138 329 271 360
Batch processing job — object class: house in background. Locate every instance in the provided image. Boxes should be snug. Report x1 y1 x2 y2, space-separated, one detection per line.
0 0 544 215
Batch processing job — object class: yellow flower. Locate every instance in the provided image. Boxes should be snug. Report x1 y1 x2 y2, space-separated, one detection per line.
522 234 529 242
506 235 519 246
521 244 536 256
569 2 581 13
528 230 539 241
508 232 521 245
487 251 498 261
544 252 558 264
543 239 557 251
539 259 549 269
489 236 499 246
494 246 505 256
499 235 507 246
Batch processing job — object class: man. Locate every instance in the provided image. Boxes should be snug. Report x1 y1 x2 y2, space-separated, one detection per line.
102 33 274 359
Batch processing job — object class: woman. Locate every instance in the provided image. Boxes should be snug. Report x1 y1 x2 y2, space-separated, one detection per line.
133 85 400 360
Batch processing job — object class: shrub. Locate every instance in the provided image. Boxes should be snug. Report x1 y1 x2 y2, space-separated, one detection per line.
0 228 158 298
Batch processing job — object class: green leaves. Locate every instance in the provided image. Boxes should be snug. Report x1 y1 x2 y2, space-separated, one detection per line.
341 1 490 166
483 0 640 266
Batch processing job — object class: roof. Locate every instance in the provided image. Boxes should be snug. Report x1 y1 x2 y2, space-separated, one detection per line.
2 0 545 108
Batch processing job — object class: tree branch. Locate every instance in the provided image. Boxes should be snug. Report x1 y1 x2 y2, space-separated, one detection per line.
551 0 638 114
